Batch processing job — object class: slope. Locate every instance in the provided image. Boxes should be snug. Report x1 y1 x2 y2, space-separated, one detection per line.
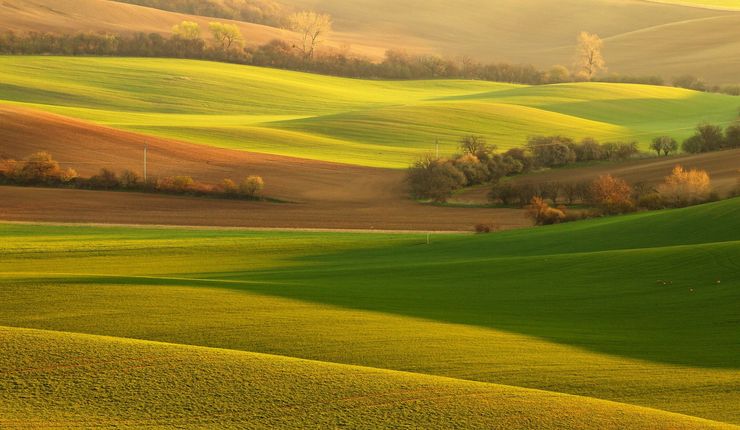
1 199 739 423
2 326 734 429
0 104 531 231
2 0 740 83
285 0 740 83
1 57 737 167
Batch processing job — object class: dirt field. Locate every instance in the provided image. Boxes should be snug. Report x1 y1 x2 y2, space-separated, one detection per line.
0 105 527 231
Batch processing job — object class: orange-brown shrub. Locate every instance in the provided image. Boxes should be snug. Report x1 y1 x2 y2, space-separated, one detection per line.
657 165 712 206
588 175 634 214
474 223 500 234
239 175 264 197
526 197 566 225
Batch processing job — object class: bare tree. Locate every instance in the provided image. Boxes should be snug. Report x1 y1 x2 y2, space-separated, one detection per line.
575 31 606 80
209 22 243 50
288 11 332 60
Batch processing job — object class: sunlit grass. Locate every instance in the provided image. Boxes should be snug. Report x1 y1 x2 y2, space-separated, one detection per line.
1 198 739 424
1 57 737 167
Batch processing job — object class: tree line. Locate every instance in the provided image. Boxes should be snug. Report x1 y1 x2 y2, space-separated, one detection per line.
2 28 739 94
113 0 288 27
0 151 265 200
493 164 717 215
408 121 739 204
408 135 642 203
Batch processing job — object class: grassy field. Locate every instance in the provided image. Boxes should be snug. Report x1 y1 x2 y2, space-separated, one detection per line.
3 328 734 429
1 198 739 426
1 57 738 167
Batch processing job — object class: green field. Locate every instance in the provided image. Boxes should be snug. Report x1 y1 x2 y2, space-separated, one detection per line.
1 56 738 167
2 198 739 427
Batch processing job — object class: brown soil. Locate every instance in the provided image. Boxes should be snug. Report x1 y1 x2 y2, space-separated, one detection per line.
0 105 528 231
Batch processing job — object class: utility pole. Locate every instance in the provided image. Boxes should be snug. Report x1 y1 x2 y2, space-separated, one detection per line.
435 138 439 158
144 144 148 182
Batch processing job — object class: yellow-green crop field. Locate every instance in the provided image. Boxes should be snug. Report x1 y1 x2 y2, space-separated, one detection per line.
1 198 739 428
0 56 737 167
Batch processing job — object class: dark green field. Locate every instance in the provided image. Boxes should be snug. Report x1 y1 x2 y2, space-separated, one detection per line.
1 198 739 427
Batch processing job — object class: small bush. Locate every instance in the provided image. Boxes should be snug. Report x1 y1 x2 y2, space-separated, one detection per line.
88 168 120 189
526 197 566 225
218 178 238 195
637 193 665 210
408 156 466 202
119 169 141 188
588 175 634 214
239 175 265 197
474 223 499 234
658 165 712 206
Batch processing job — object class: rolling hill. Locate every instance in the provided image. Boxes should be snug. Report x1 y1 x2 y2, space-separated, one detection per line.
283 0 740 83
1 198 739 426
1 57 737 168
2 0 740 83
2 326 734 429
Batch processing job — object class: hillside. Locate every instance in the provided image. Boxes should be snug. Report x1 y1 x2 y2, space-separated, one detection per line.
0 105 531 231
1 199 739 425
285 0 740 83
2 327 734 429
2 0 740 83
1 57 737 168
648 0 740 9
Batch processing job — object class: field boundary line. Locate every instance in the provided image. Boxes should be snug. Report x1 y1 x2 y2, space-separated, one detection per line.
0 220 469 235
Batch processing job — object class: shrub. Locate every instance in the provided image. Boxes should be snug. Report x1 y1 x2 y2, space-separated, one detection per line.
218 178 238 195
526 136 576 167
637 193 665 210
88 168 120 189
0 159 20 181
239 175 265 198
726 123 740 149
682 123 725 153
502 148 534 172
613 141 640 160
588 175 634 214
474 223 499 234
407 156 466 202
453 153 488 185
119 169 141 188
19 151 63 184
156 175 195 193
539 182 562 205
60 168 79 183
657 165 712 206
562 181 590 205
515 183 540 207
489 182 518 205
650 136 679 156
526 197 566 225
459 135 494 157
574 138 604 162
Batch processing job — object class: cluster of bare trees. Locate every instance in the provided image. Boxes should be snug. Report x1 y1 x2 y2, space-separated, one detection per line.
407 134 645 203
114 0 287 27
681 123 740 153
495 165 716 227
0 152 265 200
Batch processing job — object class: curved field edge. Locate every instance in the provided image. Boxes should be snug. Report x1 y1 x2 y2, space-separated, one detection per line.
1 57 737 168
1 326 736 430
1 199 739 423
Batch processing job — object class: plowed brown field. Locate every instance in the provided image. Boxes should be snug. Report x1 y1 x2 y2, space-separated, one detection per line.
0 105 527 231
